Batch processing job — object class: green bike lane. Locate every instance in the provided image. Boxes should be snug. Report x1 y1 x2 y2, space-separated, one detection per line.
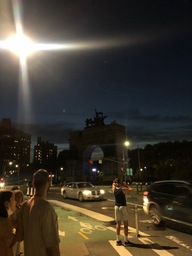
55 206 116 256
51 200 140 256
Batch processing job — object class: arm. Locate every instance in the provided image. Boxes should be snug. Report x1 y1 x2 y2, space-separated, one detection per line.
122 186 133 194
15 205 24 242
42 205 60 256
9 234 17 248
112 183 115 192
6 221 16 248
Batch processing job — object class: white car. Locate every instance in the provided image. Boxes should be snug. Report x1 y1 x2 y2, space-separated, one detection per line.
61 181 105 202
0 178 5 188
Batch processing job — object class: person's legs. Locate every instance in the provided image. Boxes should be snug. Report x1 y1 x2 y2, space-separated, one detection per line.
116 220 121 237
116 221 122 245
120 206 128 239
115 206 122 245
123 219 128 242
123 219 134 246
121 206 134 246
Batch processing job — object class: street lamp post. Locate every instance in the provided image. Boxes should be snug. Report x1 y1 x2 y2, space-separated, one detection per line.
3 165 6 180
123 141 130 184
60 167 64 184
9 161 20 185
15 164 20 184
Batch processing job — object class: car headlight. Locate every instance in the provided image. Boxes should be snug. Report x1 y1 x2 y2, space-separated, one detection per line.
83 190 92 196
100 189 105 194
0 182 5 188
143 197 149 205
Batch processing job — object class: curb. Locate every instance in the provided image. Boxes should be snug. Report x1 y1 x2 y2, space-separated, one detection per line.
49 199 115 225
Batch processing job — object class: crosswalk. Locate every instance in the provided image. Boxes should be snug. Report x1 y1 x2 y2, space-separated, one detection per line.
109 240 133 256
137 237 174 256
107 225 191 256
52 199 191 256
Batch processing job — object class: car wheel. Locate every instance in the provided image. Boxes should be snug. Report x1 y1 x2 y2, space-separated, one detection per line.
149 205 163 226
63 191 67 199
78 192 84 202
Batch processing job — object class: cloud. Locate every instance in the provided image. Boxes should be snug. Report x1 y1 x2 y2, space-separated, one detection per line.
106 109 192 147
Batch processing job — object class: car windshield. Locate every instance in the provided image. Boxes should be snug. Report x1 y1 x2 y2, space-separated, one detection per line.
78 182 94 188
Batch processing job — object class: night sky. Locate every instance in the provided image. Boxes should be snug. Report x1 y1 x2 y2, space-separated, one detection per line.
0 0 192 152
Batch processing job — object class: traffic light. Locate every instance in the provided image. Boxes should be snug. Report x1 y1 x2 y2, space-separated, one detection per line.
88 160 93 165
120 167 124 172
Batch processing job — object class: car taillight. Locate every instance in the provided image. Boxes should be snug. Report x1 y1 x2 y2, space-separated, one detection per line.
143 191 149 196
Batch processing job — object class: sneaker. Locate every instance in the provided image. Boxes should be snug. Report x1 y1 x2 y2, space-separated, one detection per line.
124 240 134 246
116 240 123 246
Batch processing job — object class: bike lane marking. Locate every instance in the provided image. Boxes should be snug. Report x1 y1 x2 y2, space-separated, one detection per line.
78 231 89 240
53 203 156 256
54 206 114 241
54 205 131 255
59 230 65 237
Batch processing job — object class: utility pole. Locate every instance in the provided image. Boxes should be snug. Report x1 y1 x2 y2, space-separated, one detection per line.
122 149 126 183
124 141 130 184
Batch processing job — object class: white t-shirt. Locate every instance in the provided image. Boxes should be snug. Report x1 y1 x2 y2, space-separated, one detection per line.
16 196 60 256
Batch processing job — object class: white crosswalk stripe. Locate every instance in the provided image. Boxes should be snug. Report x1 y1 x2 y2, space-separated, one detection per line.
109 240 133 256
107 225 175 256
138 237 174 256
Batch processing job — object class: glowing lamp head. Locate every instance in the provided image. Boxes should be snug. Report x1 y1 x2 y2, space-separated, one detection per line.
6 34 35 58
124 141 130 147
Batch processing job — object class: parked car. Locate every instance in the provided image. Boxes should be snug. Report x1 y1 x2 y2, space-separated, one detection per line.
61 181 105 201
143 180 192 227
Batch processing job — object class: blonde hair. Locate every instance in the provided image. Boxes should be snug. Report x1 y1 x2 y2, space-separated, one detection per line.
14 190 24 205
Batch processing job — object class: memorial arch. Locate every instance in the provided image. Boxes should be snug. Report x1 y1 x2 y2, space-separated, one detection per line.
83 145 104 182
68 110 126 183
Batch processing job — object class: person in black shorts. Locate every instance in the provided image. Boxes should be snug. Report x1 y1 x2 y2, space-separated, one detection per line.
112 177 134 246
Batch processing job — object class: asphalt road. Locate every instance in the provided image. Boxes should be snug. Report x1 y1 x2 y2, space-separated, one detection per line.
4 185 192 256
47 186 192 256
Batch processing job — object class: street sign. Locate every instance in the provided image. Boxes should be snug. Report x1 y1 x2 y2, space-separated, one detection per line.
126 168 133 176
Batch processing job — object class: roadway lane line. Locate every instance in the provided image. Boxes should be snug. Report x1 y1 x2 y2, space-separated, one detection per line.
138 237 174 256
78 231 89 240
101 206 114 210
108 227 174 256
109 240 133 256
107 225 151 238
59 230 65 237
128 226 150 237
166 236 192 252
107 226 138 239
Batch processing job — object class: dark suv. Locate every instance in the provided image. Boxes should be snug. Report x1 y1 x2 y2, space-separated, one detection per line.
143 180 192 228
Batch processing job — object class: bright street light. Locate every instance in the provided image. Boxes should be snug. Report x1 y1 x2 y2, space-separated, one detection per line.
123 140 130 183
124 141 130 147
5 34 35 58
